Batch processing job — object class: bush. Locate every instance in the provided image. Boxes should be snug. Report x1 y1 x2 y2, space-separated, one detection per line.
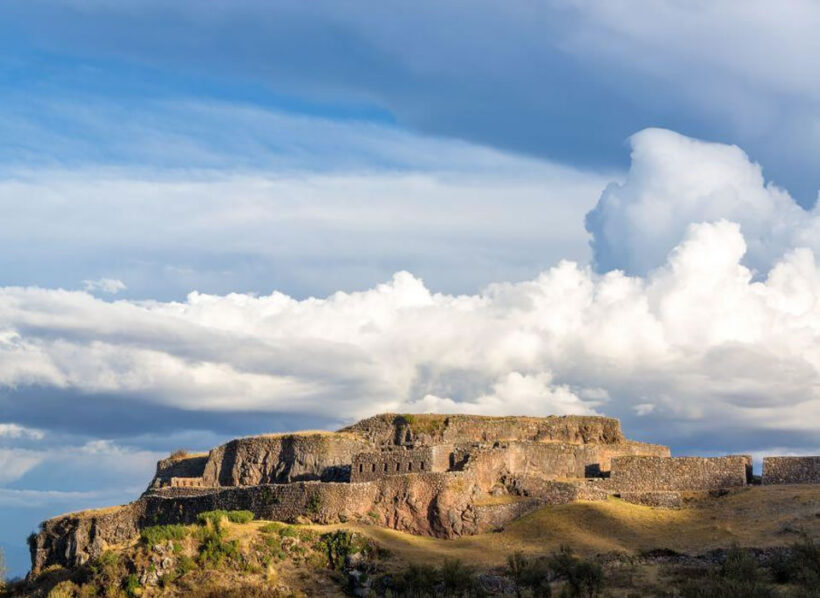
140 524 188 546
770 533 820 590
196 509 254 528
439 559 476 595
306 495 322 515
198 527 240 569
0 547 5 592
507 552 552 598
386 559 485 597
259 522 286 534
549 546 603 598
169 449 188 459
321 530 359 570
197 510 229 527
393 563 439 596
680 545 774 598
227 510 255 524
123 573 140 597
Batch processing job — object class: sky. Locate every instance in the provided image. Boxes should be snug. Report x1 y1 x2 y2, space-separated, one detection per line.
2 0 820 578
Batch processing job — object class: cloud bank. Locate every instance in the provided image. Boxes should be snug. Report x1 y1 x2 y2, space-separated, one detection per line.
3 196 820 454
3 127 820 575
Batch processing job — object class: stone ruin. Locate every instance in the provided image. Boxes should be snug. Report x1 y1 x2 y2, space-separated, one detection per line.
29 413 820 575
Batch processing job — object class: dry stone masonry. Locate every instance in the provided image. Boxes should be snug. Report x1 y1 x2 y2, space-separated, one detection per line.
29 412 820 575
762 457 820 485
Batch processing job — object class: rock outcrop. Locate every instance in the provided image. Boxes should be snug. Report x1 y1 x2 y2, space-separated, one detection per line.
341 413 625 446
199 432 370 486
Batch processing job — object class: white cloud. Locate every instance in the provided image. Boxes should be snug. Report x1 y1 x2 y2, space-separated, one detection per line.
0 129 818 455
0 449 44 483
82 278 126 294
0 423 44 440
586 128 817 275
1 215 820 448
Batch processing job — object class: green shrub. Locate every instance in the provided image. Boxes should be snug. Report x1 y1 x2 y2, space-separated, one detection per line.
197 510 229 527
306 494 322 515
439 559 475 595
196 509 255 528
549 546 603 598
770 533 820 589
507 552 552 598
394 563 439 596
198 527 240 569
123 573 140 597
176 555 197 576
680 546 774 598
322 530 355 570
387 559 484 597
227 510 254 524
259 522 285 534
140 524 188 546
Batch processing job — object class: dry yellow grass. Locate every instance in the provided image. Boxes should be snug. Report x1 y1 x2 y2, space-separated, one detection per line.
308 485 820 567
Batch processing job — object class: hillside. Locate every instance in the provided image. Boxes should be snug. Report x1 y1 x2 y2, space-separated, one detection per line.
6 485 819 597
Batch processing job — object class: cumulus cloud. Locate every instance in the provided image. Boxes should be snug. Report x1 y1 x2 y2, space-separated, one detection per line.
586 128 818 276
1 215 820 453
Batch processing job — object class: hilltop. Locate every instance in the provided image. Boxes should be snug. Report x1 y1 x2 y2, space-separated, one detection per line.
8 413 820 597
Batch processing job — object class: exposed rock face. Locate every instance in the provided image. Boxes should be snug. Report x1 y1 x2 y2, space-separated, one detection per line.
150 453 208 488
31 472 482 574
200 433 371 486
342 413 625 446
31 504 143 574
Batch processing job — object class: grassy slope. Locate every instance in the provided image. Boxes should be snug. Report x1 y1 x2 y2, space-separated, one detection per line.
311 485 820 567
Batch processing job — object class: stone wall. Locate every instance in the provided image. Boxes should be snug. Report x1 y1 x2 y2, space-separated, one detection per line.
610 456 751 491
341 413 626 446
169 477 204 488
455 440 670 492
619 491 683 508
200 433 371 486
350 445 452 482
762 457 820 485
474 499 542 533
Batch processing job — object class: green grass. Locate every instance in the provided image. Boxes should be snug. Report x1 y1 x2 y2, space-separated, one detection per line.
140 524 188 546
196 510 255 527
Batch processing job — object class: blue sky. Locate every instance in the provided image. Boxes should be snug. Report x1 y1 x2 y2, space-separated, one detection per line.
2 1 820 578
